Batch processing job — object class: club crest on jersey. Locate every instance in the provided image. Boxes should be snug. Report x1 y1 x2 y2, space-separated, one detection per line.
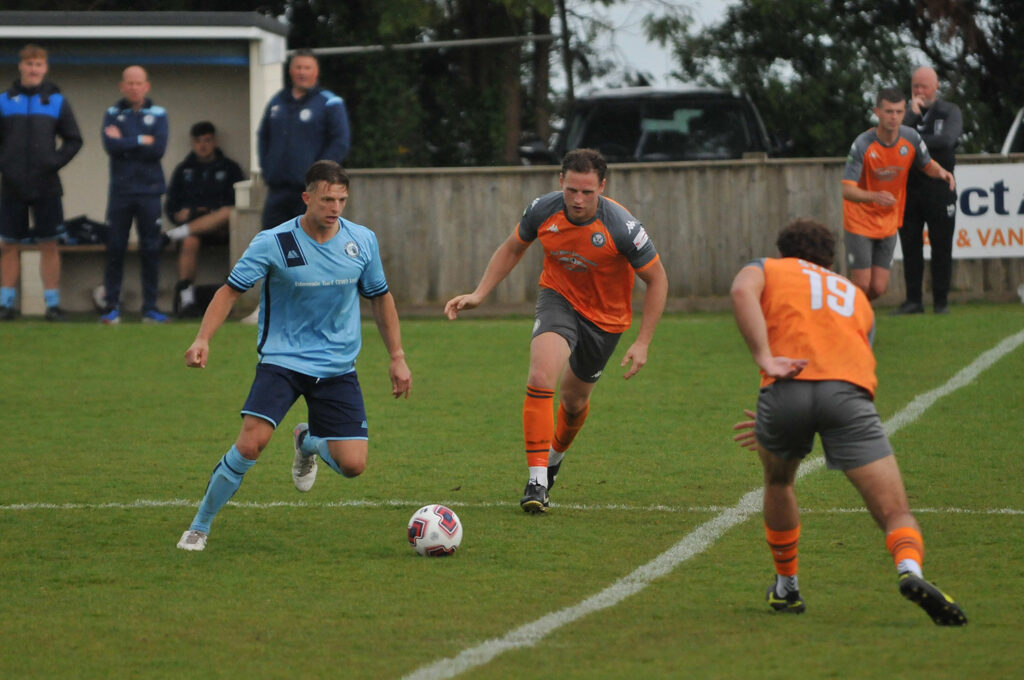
591 232 606 247
144 114 155 126
899 144 909 156
300 108 312 122
345 241 360 258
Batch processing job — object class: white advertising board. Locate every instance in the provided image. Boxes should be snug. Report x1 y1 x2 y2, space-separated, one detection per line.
894 162 1024 259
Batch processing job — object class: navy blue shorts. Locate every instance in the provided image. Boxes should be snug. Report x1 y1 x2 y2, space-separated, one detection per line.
0 193 64 243
241 363 368 440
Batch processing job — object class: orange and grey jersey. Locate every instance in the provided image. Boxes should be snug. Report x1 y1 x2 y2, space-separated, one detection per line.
517 191 659 333
842 125 931 239
755 257 878 396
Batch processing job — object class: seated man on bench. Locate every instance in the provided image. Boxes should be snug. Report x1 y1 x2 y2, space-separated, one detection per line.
163 121 244 317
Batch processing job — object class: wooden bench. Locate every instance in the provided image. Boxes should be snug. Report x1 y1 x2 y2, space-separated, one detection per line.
14 241 229 316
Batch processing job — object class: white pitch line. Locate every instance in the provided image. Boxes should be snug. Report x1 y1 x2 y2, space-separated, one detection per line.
2 498 1021 516
403 325 1024 680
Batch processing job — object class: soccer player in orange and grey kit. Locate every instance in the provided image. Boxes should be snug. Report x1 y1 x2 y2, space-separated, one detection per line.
841 87 954 300
730 218 966 625
444 148 668 513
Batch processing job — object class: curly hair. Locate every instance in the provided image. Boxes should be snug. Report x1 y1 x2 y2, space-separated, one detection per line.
775 218 836 268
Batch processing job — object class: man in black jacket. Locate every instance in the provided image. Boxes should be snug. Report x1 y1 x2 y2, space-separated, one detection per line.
0 44 83 321
163 121 244 317
894 66 962 315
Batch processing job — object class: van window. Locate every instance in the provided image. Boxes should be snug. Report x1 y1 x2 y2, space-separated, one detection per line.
565 96 765 162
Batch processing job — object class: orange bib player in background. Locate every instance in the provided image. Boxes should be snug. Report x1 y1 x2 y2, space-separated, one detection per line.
840 87 954 300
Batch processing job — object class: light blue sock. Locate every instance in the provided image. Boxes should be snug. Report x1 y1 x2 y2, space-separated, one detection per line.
189 446 256 534
0 287 15 308
44 289 60 308
304 434 347 476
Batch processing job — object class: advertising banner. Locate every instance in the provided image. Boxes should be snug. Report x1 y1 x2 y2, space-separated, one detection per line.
894 162 1024 259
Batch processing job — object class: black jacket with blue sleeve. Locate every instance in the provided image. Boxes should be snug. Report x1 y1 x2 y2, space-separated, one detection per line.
0 80 82 200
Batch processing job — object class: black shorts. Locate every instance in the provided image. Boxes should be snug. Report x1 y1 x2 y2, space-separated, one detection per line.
0 193 63 243
532 287 622 383
241 363 368 440
755 379 892 471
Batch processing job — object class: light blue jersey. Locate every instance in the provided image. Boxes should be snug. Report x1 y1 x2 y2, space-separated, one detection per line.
227 216 388 378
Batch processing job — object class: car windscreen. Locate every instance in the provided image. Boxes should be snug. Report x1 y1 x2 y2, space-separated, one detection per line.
566 97 765 162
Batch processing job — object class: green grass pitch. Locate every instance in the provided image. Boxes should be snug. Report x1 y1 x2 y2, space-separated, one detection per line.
1 303 1022 679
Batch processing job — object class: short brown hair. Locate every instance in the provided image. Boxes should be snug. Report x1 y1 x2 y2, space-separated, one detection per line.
876 87 905 106
561 148 608 182
305 160 349 192
19 44 47 61
776 218 836 268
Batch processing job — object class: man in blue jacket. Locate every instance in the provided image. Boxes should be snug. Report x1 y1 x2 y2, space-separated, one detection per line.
257 49 350 230
100 65 169 324
0 44 82 321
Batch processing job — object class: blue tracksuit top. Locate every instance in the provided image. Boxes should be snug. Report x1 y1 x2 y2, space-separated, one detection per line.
101 97 168 196
257 86 350 189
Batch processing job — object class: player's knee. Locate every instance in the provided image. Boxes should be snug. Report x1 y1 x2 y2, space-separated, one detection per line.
336 457 365 478
559 394 589 416
235 441 263 460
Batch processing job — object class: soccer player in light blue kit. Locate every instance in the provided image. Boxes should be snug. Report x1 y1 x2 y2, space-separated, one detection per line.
177 160 412 552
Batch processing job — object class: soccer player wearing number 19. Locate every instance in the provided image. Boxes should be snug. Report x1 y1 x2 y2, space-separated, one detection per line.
729 218 966 625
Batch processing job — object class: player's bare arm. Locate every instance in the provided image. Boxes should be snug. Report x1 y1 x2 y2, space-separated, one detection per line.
371 292 412 399
842 181 896 207
620 258 668 379
730 265 808 379
923 160 956 191
444 231 530 319
184 284 241 368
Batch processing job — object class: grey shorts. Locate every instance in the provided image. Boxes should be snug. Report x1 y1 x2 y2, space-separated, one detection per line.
533 287 621 383
844 231 897 270
754 380 892 470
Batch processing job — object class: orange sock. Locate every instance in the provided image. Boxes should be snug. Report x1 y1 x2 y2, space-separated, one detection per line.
885 526 924 569
765 524 800 576
553 402 590 454
523 385 555 468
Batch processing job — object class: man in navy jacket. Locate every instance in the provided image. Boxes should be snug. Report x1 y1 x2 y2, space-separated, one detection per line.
0 44 82 321
257 49 350 230
100 65 169 324
164 121 244 317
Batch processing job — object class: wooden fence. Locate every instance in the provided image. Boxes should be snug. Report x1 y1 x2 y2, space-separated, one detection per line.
232 155 1024 314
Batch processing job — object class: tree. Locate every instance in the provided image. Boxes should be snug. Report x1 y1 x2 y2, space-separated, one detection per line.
14 0 641 166
646 0 1024 155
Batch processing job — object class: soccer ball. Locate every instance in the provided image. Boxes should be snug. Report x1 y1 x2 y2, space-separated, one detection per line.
407 504 463 556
